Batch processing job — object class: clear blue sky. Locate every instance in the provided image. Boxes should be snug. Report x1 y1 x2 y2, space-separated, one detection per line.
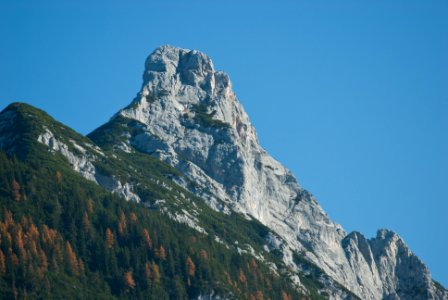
1 0 447 286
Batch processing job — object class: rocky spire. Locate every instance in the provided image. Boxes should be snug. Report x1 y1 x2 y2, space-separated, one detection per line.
92 46 447 300
140 45 232 102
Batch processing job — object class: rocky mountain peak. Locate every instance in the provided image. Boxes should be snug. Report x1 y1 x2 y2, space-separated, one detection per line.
141 45 230 98
144 45 214 79
118 45 255 155
146 45 212 69
87 46 448 300
376 228 399 240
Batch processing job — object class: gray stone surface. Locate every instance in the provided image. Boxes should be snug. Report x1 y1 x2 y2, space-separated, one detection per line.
108 45 446 299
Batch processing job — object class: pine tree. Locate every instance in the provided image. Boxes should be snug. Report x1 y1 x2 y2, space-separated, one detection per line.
11 180 21 201
4 209 13 226
199 249 208 261
10 252 19 267
86 198 94 214
78 258 84 274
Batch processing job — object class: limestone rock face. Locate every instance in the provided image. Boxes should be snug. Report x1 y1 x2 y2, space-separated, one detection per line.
342 230 446 299
95 45 446 299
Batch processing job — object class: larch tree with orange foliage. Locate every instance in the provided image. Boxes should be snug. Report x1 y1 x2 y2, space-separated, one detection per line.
124 271 136 289
27 224 39 241
55 171 62 185
255 290 264 300
14 224 26 260
239 268 247 285
0 249 5 274
142 229 153 250
144 262 152 286
65 241 79 276
105 228 114 249
145 261 161 285
156 245 166 260
152 262 161 284
82 211 91 234
118 211 127 239
38 249 48 277
281 290 292 300
186 256 195 277
129 212 138 223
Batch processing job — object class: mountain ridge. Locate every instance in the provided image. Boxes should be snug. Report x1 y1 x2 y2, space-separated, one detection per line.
0 101 327 299
89 45 445 300
0 45 446 299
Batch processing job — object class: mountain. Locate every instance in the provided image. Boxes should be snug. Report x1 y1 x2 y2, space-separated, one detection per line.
0 103 316 299
0 45 446 299
88 45 446 299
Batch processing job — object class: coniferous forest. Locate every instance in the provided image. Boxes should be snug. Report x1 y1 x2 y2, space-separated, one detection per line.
0 103 310 299
0 151 303 300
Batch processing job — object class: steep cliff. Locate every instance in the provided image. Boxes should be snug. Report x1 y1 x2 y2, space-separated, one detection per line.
89 45 446 299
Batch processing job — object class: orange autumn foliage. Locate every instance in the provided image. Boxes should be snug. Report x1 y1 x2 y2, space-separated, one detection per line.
82 211 91 233
156 245 166 260
86 199 94 213
124 271 136 289
186 256 195 277
142 229 153 250
65 242 79 276
0 249 5 274
0 210 78 280
152 262 161 283
129 212 138 223
118 211 127 238
281 290 292 300
55 171 62 185
145 261 161 285
106 228 114 249
238 268 247 284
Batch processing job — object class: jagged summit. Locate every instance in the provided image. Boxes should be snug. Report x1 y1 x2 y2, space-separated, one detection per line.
88 46 448 299
144 45 214 83
144 45 214 72
141 45 231 98
376 228 399 240
3 46 445 299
